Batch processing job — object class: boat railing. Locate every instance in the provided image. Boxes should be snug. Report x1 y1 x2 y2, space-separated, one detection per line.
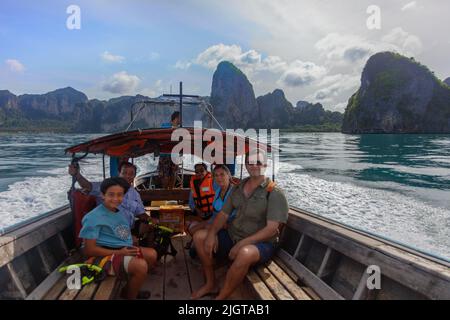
290 205 450 265
0 204 71 237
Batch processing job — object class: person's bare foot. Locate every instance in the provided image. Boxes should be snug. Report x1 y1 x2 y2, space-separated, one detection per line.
191 283 218 299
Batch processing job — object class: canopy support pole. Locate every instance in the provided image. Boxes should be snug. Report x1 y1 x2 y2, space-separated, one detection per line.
102 154 106 179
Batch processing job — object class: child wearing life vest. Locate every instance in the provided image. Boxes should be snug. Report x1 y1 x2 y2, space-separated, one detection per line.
79 177 157 299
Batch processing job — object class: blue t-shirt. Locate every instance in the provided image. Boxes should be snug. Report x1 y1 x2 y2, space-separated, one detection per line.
79 204 133 249
90 182 145 228
208 185 236 224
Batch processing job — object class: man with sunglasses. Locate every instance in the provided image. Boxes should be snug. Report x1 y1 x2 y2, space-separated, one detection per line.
191 148 289 300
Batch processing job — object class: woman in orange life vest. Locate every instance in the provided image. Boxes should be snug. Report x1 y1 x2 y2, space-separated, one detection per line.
186 163 216 245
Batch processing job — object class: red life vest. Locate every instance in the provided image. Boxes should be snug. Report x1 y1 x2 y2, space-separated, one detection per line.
70 190 97 248
190 172 215 218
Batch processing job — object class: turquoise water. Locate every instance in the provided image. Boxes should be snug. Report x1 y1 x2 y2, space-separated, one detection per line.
0 132 449 259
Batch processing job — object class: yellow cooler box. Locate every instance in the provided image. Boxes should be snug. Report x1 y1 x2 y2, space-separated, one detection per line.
159 205 185 233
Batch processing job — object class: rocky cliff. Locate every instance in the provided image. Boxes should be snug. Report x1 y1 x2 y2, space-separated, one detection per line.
342 52 450 133
210 61 258 128
444 77 450 87
256 89 293 128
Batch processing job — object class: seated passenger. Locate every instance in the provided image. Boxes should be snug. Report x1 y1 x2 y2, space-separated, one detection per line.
158 111 181 189
79 177 157 299
68 161 149 232
186 164 236 256
191 149 289 300
186 163 215 239
208 164 237 228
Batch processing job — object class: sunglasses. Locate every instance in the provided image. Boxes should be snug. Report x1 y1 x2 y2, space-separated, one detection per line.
246 160 263 166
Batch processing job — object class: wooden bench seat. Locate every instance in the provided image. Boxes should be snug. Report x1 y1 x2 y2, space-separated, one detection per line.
43 271 122 300
246 257 317 300
30 251 122 300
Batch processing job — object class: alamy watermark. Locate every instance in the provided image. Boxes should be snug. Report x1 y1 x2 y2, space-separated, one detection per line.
170 121 280 178
66 5 81 30
366 265 381 290
367 5 381 30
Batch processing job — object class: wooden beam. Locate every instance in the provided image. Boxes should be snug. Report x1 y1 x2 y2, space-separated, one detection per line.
0 208 72 269
255 265 294 300
286 210 450 300
93 276 120 300
277 249 344 300
7 263 27 299
246 270 276 300
292 234 305 260
75 283 99 300
317 247 334 278
266 261 311 300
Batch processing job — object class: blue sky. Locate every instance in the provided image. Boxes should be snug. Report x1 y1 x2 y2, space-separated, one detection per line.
1 0 449 111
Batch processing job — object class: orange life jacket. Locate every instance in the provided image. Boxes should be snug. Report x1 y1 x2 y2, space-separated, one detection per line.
190 172 215 218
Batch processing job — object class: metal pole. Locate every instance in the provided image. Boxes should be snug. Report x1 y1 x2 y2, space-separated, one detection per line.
102 154 106 179
179 82 183 127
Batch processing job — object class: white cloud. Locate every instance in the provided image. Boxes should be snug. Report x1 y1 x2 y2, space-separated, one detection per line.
5 59 25 73
401 1 417 11
148 52 160 60
382 27 423 57
315 27 423 67
183 43 327 88
174 60 192 70
311 74 360 102
279 60 327 87
102 71 140 94
100 51 125 63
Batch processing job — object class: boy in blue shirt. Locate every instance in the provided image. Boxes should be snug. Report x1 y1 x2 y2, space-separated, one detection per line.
79 177 157 299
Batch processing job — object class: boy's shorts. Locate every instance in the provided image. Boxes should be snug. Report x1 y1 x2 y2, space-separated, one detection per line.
86 247 144 279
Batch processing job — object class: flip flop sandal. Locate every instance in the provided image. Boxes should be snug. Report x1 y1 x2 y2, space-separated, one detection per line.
184 240 192 250
137 290 151 299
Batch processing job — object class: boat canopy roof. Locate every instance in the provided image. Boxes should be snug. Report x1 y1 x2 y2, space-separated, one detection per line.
65 127 275 158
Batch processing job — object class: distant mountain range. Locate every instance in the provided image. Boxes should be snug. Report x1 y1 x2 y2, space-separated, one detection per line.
0 62 343 133
2 52 447 134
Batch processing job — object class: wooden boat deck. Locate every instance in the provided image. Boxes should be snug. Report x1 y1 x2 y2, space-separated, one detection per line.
141 234 254 300
40 234 255 300
3 205 449 300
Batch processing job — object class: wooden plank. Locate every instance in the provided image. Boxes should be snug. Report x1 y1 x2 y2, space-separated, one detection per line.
286 211 450 300
93 276 119 300
277 249 344 300
41 252 82 300
246 270 276 300
36 245 52 275
180 235 212 300
163 235 191 300
266 261 311 300
43 276 69 300
141 259 165 300
291 208 450 267
58 286 80 300
352 268 371 300
292 234 305 259
301 286 321 300
255 265 294 300
0 207 72 268
317 247 340 278
272 256 299 282
6 263 27 299
75 283 99 300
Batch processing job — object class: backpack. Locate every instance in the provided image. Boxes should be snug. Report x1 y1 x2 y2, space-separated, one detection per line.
139 223 178 260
